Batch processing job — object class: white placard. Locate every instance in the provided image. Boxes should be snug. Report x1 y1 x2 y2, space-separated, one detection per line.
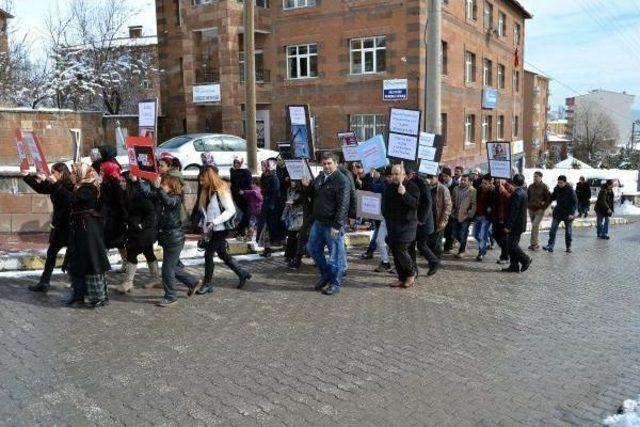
419 132 436 147
193 84 221 103
284 159 312 181
138 101 157 128
389 109 421 136
419 159 439 176
362 196 381 216
388 133 418 161
356 190 383 220
342 144 360 161
289 106 307 126
418 145 437 161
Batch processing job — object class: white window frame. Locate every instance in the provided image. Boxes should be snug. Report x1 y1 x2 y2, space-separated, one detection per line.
349 114 386 142
497 115 504 140
466 0 477 20
482 115 492 143
465 51 476 83
286 43 318 80
350 36 386 75
514 23 521 46
512 70 520 92
283 0 316 10
465 113 476 144
497 64 505 89
498 12 506 37
484 1 493 29
482 58 492 86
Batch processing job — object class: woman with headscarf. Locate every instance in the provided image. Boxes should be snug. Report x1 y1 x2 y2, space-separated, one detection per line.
98 160 127 268
22 163 74 293
50 163 111 308
257 159 285 257
229 155 252 239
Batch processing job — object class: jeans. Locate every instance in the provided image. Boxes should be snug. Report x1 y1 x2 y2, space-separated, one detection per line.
508 232 529 270
474 216 491 256
452 219 471 253
40 228 66 285
528 209 545 247
367 220 381 253
203 230 248 286
307 222 347 287
375 220 390 264
390 241 417 281
596 213 610 237
161 240 198 302
547 218 573 250
416 225 440 267
578 200 590 217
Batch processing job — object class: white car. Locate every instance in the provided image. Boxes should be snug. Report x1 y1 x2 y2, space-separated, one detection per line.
155 133 279 171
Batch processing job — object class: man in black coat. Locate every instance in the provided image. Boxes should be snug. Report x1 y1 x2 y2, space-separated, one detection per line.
543 175 578 253
503 174 531 273
408 167 439 276
383 164 420 288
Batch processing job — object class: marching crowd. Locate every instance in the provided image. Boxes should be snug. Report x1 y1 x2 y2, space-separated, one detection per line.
21 148 617 308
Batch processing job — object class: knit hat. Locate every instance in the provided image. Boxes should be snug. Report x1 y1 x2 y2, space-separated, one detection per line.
201 152 217 168
100 159 121 182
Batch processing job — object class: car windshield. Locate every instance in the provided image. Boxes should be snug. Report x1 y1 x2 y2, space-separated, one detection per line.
159 136 192 149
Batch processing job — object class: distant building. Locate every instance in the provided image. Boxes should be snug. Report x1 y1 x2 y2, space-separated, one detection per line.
566 89 635 148
0 8 12 57
547 119 568 136
523 70 550 167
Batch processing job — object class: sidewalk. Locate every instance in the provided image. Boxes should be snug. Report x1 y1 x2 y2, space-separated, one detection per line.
0 217 629 272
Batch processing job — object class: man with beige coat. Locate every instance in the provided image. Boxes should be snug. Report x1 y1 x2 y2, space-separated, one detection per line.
527 171 551 250
451 175 477 258
425 174 452 271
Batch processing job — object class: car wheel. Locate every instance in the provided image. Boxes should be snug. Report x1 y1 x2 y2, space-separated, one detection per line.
184 164 200 172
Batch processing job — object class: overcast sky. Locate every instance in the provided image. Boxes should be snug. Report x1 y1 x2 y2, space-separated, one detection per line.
8 0 640 111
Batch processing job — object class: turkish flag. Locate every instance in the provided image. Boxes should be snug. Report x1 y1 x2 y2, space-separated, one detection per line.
514 45 520 68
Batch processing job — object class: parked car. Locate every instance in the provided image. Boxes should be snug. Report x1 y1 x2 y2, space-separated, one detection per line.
586 177 624 204
156 133 279 171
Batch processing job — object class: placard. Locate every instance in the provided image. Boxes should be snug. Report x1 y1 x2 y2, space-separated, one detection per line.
486 141 512 179
357 135 389 172
286 105 314 160
383 79 409 101
138 99 158 146
289 106 307 126
342 145 360 161
20 130 49 175
193 84 221 103
70 129 81 163
337 131 358 146
388 133 418 161
284 159 313 181
417 132 444 162
356 190 383 221
389 108 421 136
482 88 498 109
126 136 158 181
418 159 439 176
14 130 29 172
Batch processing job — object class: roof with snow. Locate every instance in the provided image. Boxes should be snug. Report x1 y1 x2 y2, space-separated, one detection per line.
547 132 572 143
549 119 568 125
554 156 594 170
67 35 158 51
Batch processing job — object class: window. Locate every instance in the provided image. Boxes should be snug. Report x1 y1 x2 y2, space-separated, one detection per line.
350 36 386 74
497 115 504 140
513 115 519 138
141 79 151 90
221 136 247 151
497 64 505 89
192 0 213 5
441 113 448 146
482 58 492 86
484 1 493 29
466 0 477 20
175 0 182 26
514 23 521 45
239 51 265 82
465 114 476 144
283 0 316 9
286 44 318 79
441 41 448 75
349 114 386 142
464 51 476 83
193 137 223 152
179 57 184 87
512 70 520 92
482 115 493 142
498 12 506 37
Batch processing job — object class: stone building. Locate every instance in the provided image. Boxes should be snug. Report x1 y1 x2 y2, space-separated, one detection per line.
523 69 550 167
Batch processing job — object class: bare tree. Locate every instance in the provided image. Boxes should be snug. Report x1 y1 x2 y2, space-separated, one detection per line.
572 102 619 167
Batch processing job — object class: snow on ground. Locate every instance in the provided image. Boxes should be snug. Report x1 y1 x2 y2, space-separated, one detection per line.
604 396 640 426
617 201 640 216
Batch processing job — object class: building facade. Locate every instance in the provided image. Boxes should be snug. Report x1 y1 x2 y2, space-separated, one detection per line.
155 0 530 167
0 8 12 57
523 69 549 167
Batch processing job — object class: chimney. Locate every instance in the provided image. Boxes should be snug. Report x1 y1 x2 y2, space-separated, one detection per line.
129 25 143 38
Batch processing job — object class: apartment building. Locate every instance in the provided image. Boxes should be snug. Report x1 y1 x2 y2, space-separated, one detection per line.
523 69 550 167
155 0 530 167
0 8 12 57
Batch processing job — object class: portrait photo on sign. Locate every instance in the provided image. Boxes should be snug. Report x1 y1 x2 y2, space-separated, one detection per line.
488 142 510 161
291 125 310 159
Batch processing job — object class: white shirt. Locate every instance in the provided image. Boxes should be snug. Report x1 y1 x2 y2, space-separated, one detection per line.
201 191 236 232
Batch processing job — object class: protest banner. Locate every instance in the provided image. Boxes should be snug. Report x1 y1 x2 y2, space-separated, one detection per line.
342 144 360 162
356 190 383 221
357 135 389 172
284 159 314 181
388 133 418 161
418 159 439 176
486 141 512 179
19 130 49 174
417 132 444 161
126 136 158 181
138 99 158 145
286 105 314 160
337 131 358 146
387 108 421 162
14 130 29 172
69 129 81 163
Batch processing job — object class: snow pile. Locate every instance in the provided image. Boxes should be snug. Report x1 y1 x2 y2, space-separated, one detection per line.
617 201 640 216
604 397 640 426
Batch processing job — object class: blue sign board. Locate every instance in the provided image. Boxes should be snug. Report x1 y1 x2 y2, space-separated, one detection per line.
482 88 498 109
383 79 408 101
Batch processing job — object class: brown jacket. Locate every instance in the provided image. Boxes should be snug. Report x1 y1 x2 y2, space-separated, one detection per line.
452 185 477 223
434 182 452 231
527 181 551 211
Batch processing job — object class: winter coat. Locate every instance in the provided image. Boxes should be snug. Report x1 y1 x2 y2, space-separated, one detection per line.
339 166 358 219
202 190 236 233
23 175 73 244
527 181 552 211
230 168 253 195
476 187 496 218
595 187 615 217
99 179 127 249
306 170 351 230
432 182 452 231
382 180 420 243
506 186 528 235
258 172 286 241
137 181 185 248
413 176 434 236
551 185 578 221
576 181 592 203
243 186 264 219
452 185 477 223
492 182 514 225
54 183 111 276
124 180 157 250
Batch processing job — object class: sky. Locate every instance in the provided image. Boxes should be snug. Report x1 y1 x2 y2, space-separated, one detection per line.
7 0 640 112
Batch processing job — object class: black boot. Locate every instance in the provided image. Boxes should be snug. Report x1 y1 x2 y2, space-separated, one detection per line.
227 259 252 289
196 283 215 294
63 291 84 306
287 256 302 270
29 282 50 293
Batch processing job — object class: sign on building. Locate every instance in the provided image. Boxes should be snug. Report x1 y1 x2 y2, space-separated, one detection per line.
193 84 221 104
482 88 498 109
387 108 421 162
383 79 409 101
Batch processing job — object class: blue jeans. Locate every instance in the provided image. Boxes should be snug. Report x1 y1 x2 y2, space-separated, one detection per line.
596 213 610 237
453 219 471 253
474 216 491 256
578 200 590 217
307 222 347 287
547 218 573 250
161 241 198 302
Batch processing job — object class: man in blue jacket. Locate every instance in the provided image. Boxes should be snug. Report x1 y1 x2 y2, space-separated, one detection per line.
543 175 578 253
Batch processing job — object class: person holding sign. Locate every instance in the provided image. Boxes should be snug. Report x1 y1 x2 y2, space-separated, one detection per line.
382 164 420 289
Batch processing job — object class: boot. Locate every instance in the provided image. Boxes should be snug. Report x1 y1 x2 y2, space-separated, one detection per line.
117 262 137 294
144 260 162 289
227 258 252 289
63 290 84 305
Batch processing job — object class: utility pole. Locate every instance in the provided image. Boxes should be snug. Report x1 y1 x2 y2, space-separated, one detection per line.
244 0 258 174
424 0 442 134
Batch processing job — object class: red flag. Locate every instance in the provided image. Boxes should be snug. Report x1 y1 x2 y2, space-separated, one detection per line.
514 45 520 68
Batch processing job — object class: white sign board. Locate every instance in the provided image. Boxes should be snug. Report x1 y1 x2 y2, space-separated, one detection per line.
138 101 157 128
389 108 421 136
383 79 408 101
284 159 313 181
193 84 221 103
342 144 360 161
419 159 439 176
356 190 383 221
388 133 418 161
487 142 512 179
289 106 307 126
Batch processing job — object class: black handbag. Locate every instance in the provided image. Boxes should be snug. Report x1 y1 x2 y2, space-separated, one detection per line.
215 193 243 231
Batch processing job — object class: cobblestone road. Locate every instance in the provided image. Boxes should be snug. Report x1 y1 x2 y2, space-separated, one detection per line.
1 223 640 426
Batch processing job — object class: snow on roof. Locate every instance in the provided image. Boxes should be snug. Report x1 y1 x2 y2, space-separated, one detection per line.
549 119 568 125
547 132 572 143
554 156 594 169
67 35 158 51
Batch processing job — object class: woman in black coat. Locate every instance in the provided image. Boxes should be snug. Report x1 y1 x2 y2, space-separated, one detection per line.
51 163 111 308
22 163 74 293
98 160 127 267
257 159 285 257
229 156 253 238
